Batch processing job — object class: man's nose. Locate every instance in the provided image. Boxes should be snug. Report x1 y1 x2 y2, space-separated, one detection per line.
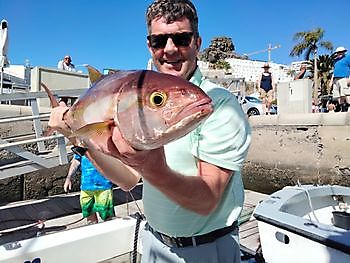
163 37 178 54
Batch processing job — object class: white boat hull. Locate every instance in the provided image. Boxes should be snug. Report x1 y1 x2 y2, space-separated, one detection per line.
254 185 350 263
258 221 349 263
0 217 145 263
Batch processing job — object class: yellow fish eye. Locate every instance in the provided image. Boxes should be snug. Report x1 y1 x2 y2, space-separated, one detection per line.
150 91 167 107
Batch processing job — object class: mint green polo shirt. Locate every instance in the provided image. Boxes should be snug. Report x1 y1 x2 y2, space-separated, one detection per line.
143 68 251 237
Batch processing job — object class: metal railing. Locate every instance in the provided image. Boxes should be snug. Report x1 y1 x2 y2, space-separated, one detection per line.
0 89 85 180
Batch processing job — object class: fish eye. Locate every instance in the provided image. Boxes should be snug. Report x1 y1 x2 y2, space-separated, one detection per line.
150 91 167 107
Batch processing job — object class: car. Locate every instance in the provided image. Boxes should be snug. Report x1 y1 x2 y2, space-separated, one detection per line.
237 95 263 117
270 104 278 115
236 95 277 116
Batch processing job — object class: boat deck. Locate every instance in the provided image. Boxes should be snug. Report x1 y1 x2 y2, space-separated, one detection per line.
0 187 267 260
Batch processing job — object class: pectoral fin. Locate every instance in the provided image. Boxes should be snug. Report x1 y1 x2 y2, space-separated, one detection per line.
69 120 115 140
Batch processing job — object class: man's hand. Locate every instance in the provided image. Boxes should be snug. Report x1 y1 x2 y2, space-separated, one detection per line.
48 101 71 137
109 126 168 183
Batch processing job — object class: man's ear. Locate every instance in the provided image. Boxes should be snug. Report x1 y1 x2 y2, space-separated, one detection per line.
195 36 202 52
147 40 154 56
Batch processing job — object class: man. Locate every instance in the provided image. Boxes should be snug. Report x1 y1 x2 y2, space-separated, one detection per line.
294 62 312 80
258 63 275 114
64 150 115 224
330 46 350 112
48 1 251 262
57 55 75 71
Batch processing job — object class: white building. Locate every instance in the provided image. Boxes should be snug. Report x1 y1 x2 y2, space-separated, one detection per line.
198 58 293 84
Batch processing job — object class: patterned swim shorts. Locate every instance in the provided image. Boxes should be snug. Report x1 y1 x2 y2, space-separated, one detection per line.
80 189 115 220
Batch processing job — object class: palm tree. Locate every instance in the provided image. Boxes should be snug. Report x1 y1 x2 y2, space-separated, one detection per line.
290 28 333 104
214 59 232 74
308 55 334 95
307 55 334 109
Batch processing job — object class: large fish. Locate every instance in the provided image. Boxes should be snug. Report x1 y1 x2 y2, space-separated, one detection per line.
42 67 213 150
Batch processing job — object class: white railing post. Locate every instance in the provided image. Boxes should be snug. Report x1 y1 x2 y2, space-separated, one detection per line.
30 98 46 153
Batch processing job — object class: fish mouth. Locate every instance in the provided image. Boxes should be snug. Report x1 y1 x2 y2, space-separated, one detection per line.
172 98 213 125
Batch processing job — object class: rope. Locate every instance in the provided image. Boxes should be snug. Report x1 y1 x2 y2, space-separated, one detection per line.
0 219 44 236
0 216 85 236
128 189 145 263
132 212 145 263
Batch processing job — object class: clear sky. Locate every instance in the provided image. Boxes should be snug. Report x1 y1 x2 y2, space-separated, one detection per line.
1 0 349 72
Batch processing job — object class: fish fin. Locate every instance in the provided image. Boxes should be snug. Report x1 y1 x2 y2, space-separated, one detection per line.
69 120 114 139
85 65 103 84
41 83 59 108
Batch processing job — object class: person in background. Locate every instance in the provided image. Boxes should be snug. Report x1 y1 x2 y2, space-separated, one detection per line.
294 62 312 80
49 1 251 262
330 46 350 112
326 100 336 113
57 55 75 71
258 63 275 114
64 148 115 224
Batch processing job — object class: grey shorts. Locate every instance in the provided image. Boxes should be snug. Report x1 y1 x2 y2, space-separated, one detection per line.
140 224 241 263
333 78 350 98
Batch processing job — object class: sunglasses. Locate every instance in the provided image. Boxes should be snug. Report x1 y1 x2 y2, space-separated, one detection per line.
147 32 194 49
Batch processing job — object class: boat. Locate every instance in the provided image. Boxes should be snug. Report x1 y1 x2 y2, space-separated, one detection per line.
253 184 350 263
0 215 145 263
0 188 267 263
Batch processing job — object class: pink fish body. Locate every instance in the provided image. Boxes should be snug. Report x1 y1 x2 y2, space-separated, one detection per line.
59 70 213 150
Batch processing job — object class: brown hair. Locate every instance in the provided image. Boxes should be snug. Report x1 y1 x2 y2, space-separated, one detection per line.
146 0 199 38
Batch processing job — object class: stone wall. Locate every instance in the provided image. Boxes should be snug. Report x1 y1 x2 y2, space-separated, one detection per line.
1 112 349 203
243 113 350 194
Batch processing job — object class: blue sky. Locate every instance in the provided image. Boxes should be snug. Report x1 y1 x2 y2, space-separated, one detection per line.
1 0 349 72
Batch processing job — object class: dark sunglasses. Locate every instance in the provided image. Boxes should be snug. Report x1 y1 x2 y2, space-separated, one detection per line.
147 32 194 49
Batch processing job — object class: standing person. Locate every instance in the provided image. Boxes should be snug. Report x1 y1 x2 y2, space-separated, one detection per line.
294 62 312 80
330 46 350 112
258 63 275 114
49 1 251 262
57 55 75 71
64 149 115 224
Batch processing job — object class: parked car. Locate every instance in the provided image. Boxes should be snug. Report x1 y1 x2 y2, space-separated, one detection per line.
237 96 263 117
236 95 277 116
270 104 278 115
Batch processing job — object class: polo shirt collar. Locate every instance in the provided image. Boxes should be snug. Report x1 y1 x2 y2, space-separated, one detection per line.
189 67 203 87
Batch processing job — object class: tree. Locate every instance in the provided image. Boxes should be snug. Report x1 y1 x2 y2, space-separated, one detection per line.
307 54 334 96
290 28 333 104
214 59 231 73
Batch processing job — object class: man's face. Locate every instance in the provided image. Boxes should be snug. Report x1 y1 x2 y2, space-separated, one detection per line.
336 51 346 58
64 57 71 64
147 17 201 80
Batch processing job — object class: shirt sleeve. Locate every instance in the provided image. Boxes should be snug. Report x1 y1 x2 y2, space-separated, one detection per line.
57 60 63 69
74 154 81 162
190 87 251 171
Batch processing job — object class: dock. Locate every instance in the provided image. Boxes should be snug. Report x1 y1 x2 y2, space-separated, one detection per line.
0 187 267 262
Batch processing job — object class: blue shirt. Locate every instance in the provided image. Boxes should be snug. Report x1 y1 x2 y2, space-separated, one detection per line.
333 54 350 78
143 67 251 236
74 154 113 191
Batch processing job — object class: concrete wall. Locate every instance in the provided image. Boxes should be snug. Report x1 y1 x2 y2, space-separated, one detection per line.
30 67 90 108
1 111 350 202
244 112 350 194
277 79 313 114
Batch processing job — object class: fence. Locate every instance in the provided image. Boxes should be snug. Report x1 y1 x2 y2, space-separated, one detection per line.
0 89 85 180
